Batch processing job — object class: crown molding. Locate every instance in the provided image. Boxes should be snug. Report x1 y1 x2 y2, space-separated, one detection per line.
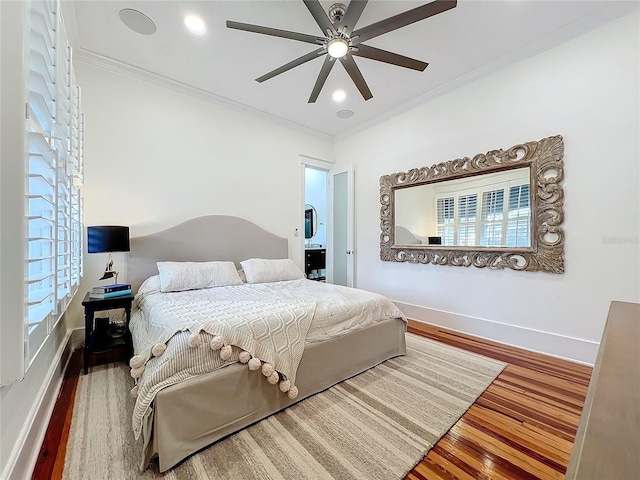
72 3 637 146
73 49 333 142
334 4 639 143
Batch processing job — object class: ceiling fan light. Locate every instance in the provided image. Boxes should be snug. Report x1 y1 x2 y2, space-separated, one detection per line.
327 39 349 58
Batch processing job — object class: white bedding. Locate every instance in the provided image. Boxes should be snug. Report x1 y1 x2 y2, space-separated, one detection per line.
129 277 406 438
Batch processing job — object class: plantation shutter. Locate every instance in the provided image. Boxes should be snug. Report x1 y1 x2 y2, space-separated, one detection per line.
27 0 58 356
55 30 72 307
25 0 84 364
506 184 530 247
436 197 455 245
456 194 477 246
480 189 504 247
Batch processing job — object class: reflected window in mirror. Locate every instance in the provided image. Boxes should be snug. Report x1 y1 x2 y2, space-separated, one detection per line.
395 167 531 248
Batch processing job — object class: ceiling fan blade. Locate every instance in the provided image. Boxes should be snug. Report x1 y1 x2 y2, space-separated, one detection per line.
352 44 428 71
226 20 323 45
340 55 373 101
339 0 368 37
308 55 336 103
351 0 457 45
257 48 326 83
303 0 337 35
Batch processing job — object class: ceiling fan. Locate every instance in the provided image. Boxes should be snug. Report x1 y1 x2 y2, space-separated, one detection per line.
226 0 457 103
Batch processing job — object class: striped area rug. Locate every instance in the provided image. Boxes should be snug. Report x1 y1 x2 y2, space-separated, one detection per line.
63 334 505 479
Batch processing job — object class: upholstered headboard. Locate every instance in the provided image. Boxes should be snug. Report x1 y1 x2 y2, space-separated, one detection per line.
128 215 288 292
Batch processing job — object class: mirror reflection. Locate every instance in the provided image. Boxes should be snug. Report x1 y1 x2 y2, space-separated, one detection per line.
394 167 531 248
304 204 318 239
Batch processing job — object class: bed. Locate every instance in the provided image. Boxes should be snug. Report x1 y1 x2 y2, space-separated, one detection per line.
127 215 407 472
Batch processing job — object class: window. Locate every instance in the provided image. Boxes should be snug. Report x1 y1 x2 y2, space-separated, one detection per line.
433 176 529 248
26 0 83 364
436 197 455 245
480 189 505 247
506 184 530 247
457 194 477 246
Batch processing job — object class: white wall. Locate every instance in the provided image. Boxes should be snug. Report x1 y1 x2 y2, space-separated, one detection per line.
334 13 640 364
65 61 333 330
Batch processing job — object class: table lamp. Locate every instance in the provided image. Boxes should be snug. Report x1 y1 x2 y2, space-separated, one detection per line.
87 225 130 284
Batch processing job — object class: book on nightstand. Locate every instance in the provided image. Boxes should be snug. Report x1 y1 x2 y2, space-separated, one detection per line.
91 283 131 294
89 288 133 299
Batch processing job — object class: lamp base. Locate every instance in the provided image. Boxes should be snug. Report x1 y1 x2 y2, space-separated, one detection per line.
99 253 120 284
99 270 120 284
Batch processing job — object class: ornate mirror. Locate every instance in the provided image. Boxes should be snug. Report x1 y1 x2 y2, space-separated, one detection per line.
380 135 565 273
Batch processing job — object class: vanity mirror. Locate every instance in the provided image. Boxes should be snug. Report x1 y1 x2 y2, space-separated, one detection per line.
380 135 565 273
304 204 318 239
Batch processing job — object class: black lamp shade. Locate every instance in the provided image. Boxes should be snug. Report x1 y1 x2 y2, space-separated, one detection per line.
87 226 130 253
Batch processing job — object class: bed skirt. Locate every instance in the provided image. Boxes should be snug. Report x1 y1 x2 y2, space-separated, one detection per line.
141 317 407 472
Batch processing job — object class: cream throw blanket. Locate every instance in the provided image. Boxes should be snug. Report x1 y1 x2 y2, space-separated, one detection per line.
132 299 316 385
129 281 315 438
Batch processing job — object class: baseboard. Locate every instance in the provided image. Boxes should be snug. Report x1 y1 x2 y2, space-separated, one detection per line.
395 301 598 366
4 328 74 480
70 327 85 351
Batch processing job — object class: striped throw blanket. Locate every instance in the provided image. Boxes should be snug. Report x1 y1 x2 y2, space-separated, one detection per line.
129 277 315 438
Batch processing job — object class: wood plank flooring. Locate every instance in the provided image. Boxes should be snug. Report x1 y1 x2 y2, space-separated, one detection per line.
406 321 592 480
32 320 592 480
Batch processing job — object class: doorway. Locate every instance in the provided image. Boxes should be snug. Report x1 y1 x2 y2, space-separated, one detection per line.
303 165 328 281
301 158 355 287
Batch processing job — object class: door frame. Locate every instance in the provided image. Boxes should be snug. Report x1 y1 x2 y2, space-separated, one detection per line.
299 155 334 278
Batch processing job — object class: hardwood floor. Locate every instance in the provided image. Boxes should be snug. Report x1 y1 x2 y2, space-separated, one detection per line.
32 348 126 480
406 322 592 480
32 321 592 480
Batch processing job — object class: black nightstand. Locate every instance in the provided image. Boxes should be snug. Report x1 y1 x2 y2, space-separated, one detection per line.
81 292 134 375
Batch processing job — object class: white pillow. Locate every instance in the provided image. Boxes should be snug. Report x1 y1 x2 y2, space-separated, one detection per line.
240 258 305 284
156 261 243 292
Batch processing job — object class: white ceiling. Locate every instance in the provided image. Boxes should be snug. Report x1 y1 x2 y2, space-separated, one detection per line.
63 1 638 139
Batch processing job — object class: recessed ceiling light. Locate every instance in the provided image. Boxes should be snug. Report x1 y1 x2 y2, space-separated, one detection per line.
332 90 346 102
119 9 156 35
184 15 206 35
336 110 354 119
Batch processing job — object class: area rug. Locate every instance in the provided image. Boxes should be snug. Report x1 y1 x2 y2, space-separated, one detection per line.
63 334 506 479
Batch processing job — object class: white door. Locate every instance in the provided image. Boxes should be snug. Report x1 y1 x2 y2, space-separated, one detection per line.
328 165 355 287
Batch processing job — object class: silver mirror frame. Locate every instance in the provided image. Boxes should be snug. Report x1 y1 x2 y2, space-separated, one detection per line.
380 135 565 273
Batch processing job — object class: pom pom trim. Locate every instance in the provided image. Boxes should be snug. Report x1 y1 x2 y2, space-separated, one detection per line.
209 335 224 351
279 379 291 393
151 343 167 357
287 386 299 400
248 357 262 371
220 344 233 361
267 371 279 385
188 331 203 348
261 363 274 377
